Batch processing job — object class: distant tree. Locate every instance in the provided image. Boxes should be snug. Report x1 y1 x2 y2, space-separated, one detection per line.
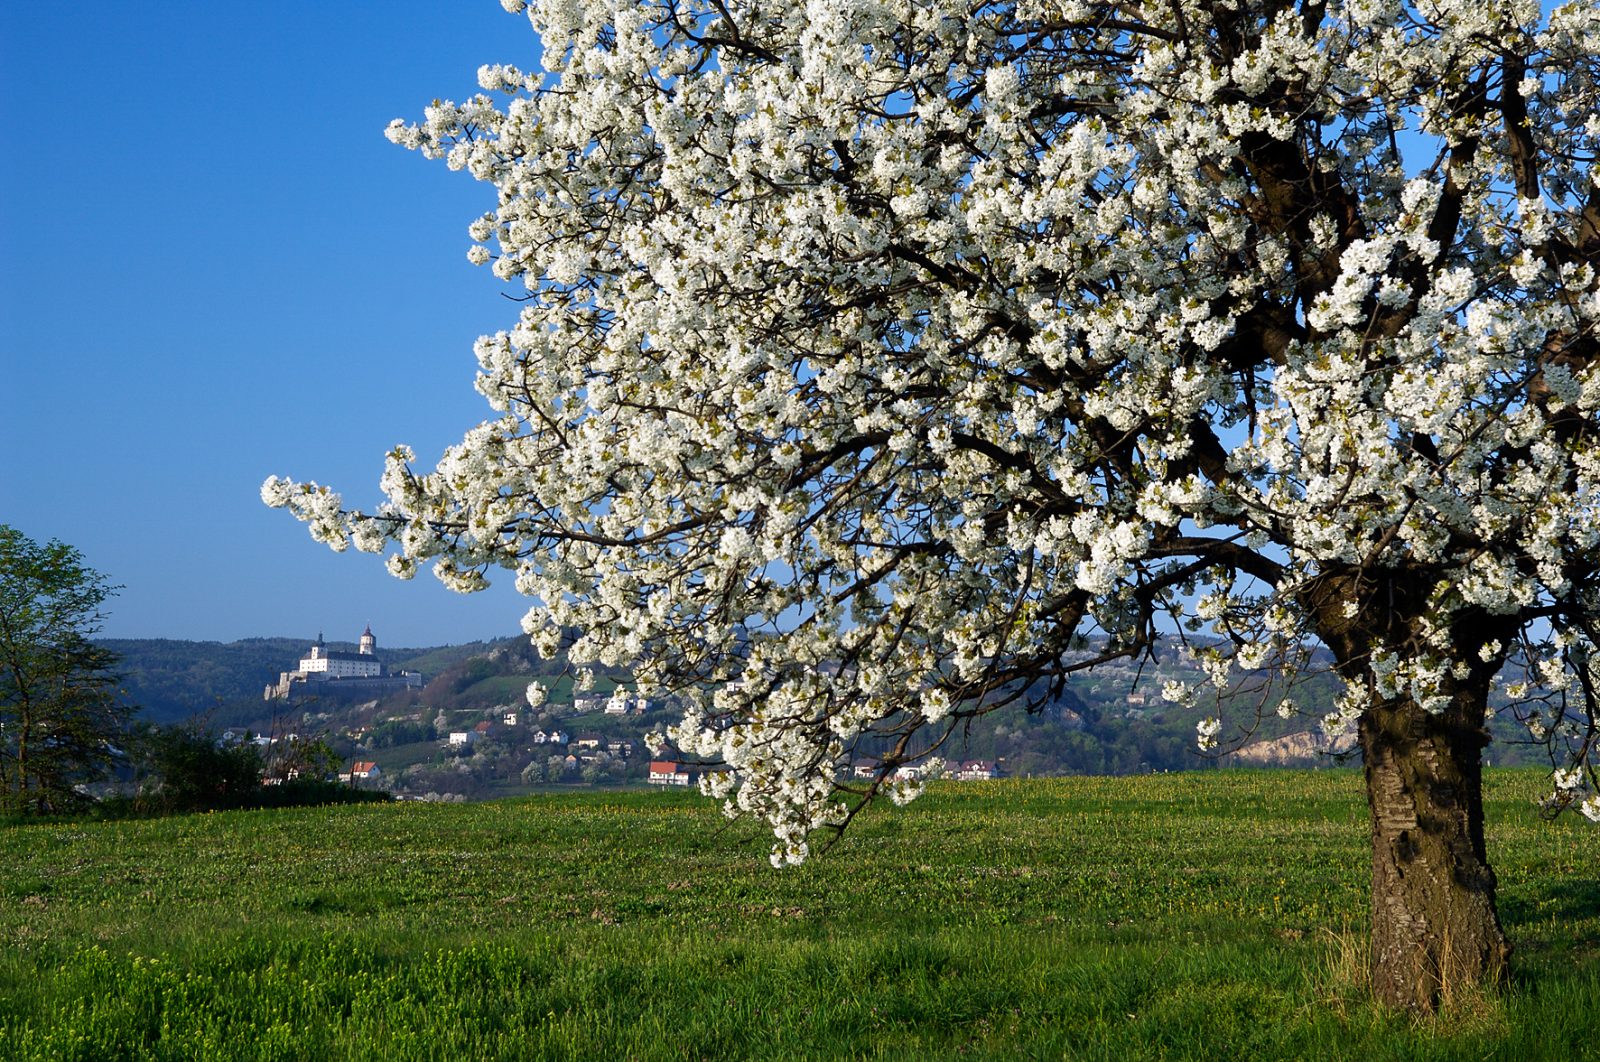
578 751 625 785
371 719 435 747
268 0 1600 1011
134 722 264 813
0 526 133 814
262 735 341 785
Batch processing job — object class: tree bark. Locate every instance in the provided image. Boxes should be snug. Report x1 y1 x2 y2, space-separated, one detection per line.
1359 686 1510 1012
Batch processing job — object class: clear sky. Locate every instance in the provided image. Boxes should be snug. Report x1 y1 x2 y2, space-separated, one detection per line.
1 3 542 645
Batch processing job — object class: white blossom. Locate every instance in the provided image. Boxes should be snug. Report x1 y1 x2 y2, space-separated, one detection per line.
272 0 1600 863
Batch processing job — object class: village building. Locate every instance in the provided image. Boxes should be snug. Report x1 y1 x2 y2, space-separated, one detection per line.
263 627 424 702
600 693 654 715
949 760 999 781
648 761 700 786
573 694 609 714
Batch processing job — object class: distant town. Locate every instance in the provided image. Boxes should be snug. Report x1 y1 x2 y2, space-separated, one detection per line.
95 625 1551 805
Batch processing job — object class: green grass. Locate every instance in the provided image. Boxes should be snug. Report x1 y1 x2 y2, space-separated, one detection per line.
1 770 1595 1059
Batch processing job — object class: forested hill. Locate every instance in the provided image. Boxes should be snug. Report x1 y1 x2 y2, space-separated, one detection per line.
97 636 519 724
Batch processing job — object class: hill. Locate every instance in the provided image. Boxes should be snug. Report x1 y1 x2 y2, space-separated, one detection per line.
1 771 1593 1059
97 636 519 725
95 632 1552 798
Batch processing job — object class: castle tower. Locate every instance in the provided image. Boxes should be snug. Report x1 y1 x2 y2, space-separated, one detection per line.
359 624 376 656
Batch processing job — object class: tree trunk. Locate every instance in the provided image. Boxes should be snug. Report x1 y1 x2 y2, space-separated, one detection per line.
1359 687 1510 1012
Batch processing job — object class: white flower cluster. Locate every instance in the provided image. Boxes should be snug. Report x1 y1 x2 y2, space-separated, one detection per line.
270 0 1600 855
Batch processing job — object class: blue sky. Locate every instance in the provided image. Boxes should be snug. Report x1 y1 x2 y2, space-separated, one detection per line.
2 3 539 645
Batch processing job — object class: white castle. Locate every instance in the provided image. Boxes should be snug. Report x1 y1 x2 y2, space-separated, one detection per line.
264 626 424 701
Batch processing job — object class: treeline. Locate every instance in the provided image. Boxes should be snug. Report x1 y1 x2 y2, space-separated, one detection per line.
100 723 391 817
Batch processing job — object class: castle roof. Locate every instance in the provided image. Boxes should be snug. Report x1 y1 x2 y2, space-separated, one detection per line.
304 649 380 664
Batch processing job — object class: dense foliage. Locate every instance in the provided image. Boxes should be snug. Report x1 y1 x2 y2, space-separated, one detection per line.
114 723 390 816
0 526 132 815
130 723 266 813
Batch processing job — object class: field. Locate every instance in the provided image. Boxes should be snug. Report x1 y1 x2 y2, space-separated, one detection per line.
2 770 1595 1060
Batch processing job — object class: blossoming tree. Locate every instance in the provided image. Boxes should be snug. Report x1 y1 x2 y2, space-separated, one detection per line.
266 0 1600 1011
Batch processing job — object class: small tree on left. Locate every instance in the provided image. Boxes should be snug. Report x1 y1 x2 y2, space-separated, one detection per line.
0 525 132 814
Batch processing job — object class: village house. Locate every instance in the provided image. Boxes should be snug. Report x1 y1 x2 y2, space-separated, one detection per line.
648 761 699 786
949 760 998 781
448 730 480 748
351 761 382 783
572 733 604 751
851 758 881 780
601 693 654 715
849 759 922 781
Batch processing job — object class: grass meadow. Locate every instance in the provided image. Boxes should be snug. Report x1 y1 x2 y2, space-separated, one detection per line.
1 770 1595 1060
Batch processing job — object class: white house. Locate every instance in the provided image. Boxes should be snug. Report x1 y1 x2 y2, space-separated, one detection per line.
648 761 699 786
573 694 608 714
